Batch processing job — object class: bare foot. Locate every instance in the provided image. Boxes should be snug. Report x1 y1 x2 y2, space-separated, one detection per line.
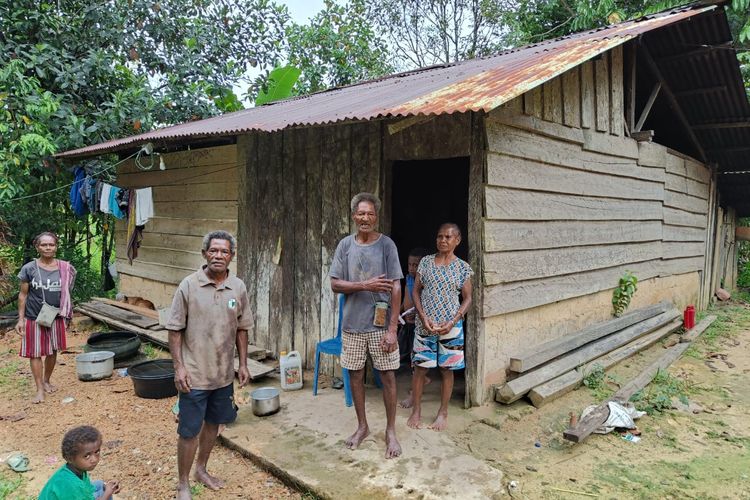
400 377 431 408
385 429 402 459
194 468 225 490
399 392 414 409
406 410 422 429
43 382 58 394
32 390 45 404
176 483 192 500
428 413 448 431
345 425 370 449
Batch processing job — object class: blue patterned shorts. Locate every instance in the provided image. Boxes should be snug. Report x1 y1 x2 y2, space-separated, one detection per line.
412 320 465 370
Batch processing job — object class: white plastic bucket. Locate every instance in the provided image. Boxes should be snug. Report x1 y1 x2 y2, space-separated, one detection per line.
280 351 303 390
76 351 115 381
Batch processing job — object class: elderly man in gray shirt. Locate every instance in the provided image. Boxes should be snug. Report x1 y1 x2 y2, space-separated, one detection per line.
330 192 404 459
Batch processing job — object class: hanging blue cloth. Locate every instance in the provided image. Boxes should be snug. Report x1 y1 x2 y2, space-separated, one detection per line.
69 166 88 216
108 186 126 219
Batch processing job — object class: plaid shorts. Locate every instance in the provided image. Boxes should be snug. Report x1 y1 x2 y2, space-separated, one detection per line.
341 329 400 371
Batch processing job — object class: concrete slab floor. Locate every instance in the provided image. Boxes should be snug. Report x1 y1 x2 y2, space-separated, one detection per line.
221 370 504 499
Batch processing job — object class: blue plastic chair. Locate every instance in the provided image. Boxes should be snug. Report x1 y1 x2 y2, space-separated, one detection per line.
313 294 382 407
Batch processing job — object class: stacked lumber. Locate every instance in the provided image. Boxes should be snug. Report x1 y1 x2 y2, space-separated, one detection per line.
76 300 276 380
563 315 716 443
495 302 681 407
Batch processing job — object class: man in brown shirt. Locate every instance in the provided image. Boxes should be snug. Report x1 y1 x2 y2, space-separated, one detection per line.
166 230 253 500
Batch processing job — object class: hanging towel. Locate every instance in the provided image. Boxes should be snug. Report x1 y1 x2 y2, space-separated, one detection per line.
100 183 113 214
58 260 77 319
135 187 154 225
69 167 88 216
109 186 126 219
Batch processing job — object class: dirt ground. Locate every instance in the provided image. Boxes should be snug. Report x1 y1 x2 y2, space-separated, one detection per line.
0 320 300 500
450 299 750 499
1 299 750 499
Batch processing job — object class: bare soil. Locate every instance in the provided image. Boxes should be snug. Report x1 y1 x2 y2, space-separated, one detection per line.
0 320 300 500
452 300 750 499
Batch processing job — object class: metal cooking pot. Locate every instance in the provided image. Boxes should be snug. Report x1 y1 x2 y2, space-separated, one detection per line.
250 387 280 416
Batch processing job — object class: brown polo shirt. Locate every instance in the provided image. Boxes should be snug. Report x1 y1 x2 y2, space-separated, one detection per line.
166 266 253 390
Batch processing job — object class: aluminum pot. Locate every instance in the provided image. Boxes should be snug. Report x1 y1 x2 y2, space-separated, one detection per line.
250 387 280 416
76 351 115 381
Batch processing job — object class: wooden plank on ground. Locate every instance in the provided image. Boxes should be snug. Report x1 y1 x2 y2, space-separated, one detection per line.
75 306 168 347
233 356 276 380
528 318 682 407
510 302 670 373
495 309 679 404
80 302 159 329
680 315 717 343
92 297 159 319
562 315 716 443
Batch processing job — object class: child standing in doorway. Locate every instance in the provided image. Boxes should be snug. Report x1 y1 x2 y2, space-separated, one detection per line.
39 425 120 500
398 247 428 408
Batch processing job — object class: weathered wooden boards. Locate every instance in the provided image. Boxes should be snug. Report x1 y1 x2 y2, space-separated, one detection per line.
92 297 159 320
78 302 159 329
562 315 716 443
233 356 276 381
528 318 682 407
115 144 239 296
495 308 680 404
510 302 669 373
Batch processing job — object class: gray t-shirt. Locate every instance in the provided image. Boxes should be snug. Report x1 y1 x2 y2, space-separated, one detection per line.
330 234 403 333
18 261 62 320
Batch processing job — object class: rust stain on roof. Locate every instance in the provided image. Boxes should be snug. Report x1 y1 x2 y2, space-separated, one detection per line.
57 5 715 158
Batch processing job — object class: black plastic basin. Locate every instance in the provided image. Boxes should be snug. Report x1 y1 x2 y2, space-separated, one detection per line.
128 359 177 399
87 331 141 361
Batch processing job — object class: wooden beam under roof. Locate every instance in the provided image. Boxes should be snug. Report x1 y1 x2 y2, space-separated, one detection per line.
674 85 727 98
693 120 750 130
656 42 733 64
640 42 707 163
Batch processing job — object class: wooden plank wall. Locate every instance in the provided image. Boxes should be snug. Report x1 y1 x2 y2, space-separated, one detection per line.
237 122 382 364
115 145 239 308
483 45 712 318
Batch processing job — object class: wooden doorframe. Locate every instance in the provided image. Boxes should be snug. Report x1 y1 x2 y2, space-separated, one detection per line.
466 111 486 407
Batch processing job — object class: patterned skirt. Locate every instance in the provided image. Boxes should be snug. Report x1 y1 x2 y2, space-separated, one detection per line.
20 317 67 358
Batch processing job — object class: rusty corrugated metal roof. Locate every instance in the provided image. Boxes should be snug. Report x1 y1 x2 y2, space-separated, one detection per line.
57 3 718 159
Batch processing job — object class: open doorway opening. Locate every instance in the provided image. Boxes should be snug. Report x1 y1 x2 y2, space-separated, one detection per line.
389 157 471 403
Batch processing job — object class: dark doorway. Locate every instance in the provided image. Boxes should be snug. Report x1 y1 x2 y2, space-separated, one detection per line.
390 158 470 269
389 157 471 401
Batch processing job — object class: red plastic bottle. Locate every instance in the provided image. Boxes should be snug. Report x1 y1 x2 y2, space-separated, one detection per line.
684 305 695 330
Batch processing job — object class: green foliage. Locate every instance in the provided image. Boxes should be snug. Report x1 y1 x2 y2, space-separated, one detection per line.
281 0 393 94
738 218 750 289
582 363 619 401
612 271 638 317
255 66 302 106
0 469 27 500
630 369 689 415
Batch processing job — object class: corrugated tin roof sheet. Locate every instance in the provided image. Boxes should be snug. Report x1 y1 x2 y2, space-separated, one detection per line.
57 3 717 159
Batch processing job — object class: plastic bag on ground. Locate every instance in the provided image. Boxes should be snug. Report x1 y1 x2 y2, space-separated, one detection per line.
580 401 646 434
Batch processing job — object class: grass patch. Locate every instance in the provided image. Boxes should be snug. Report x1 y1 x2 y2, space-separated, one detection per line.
0 470 33 500
190 483 204 496
141 343 163 360
693 301 750 351
0 360 27 395
582 364 619 402
630 370 691 416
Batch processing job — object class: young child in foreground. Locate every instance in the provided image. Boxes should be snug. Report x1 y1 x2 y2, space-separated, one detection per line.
39 425 121 500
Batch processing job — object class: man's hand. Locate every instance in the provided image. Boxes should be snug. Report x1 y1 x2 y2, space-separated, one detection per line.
362 274 393 293
380 328 398 353
14 319 24 337
238 365 250 387
420 316 439 335
174 365 192 393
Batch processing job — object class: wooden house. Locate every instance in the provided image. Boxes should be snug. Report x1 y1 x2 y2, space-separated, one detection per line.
59 2 750 405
